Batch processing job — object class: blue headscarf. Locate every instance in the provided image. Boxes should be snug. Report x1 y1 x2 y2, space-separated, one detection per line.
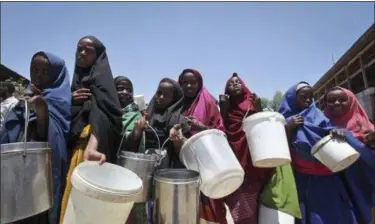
279 82 375 168
278 82 334 163
1 52 71 224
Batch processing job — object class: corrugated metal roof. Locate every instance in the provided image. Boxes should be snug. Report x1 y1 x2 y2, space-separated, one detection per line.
313 23 375 90
0 64 30 85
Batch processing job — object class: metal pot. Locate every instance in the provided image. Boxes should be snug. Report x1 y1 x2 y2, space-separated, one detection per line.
117 151 159 203
153 169 200 224
1 102 53 223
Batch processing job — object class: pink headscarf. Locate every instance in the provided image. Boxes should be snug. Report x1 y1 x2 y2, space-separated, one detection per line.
324 87 374 141
178 69 224 131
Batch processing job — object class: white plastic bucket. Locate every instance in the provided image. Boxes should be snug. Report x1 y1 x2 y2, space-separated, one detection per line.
258 204 295 224
64 161 143 224
134 95 146 111
179 129 244 199
311 135 360 172
242 112 291 168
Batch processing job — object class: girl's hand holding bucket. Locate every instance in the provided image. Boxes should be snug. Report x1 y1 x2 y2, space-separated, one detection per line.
169 124 187 154
186 116 207 131
286 115 304 131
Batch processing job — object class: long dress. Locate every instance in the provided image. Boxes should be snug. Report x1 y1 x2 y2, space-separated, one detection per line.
279 82 374 224
324 87 375 224
178 68 227 224
127 78 190 224
60 36 122 223
223 74 274 224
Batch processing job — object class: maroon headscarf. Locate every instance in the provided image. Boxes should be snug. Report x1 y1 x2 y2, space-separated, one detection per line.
224 73 256 170
178 69 224 132
223 73 273 224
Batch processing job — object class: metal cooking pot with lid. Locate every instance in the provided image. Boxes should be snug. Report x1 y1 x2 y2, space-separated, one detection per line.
1 101 53 224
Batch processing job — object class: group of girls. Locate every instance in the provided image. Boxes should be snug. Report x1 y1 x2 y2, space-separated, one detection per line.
1 35 375 224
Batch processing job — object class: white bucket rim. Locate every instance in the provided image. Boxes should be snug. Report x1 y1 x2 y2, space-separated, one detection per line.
311 135 334 155
73 161 143 196
242 111 286 124
330 153 360 172
180 129 226 154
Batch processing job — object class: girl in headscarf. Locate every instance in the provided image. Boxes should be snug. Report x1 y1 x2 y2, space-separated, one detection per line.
218 73 275 224
279 81 368 224
114 76 145 153
324 86 375 224
178 69 226 224
1 51 71 224
127 77 189 168
59 36 123 223
126 78 190 223
114 76 147 224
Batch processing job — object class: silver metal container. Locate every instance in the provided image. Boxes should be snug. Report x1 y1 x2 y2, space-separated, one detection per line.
1 101 53 224
117 151 159 202
154 169 200 224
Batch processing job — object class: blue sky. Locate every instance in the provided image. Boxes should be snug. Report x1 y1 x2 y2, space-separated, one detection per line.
1 2 374 102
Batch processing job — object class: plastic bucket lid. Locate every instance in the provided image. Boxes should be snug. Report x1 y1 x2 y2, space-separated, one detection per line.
72 161 143 197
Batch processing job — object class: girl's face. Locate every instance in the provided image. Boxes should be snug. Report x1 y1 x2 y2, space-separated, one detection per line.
296 87 313 110
76 38 97 69
154 82 175 110
181 72 200 98
30 54 51 90
326 89 350 117
116 80 133 107
227 76 243 96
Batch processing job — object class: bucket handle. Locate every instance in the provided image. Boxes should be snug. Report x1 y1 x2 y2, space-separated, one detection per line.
155 137 170 167
22 99 30 157
242 108 251 121
116 122 161 159
116 121 166 160
116 130 127 159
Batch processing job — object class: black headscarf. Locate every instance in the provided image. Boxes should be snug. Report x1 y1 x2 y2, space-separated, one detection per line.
69 36 123 163
114 76 133 92
145 78 190 168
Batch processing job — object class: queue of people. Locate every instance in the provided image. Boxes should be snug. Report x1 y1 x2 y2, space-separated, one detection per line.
1 35 375 224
